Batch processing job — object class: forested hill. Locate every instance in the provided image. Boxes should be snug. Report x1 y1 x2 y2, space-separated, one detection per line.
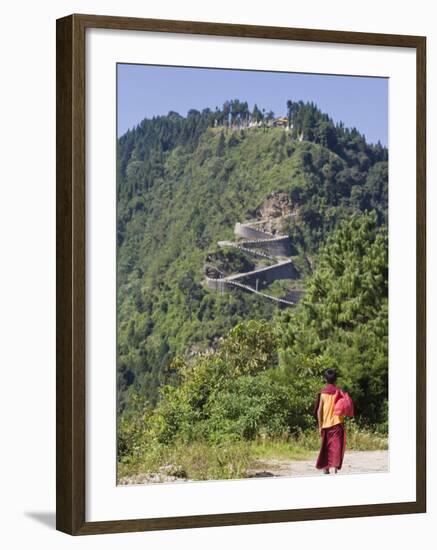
116 100 388 413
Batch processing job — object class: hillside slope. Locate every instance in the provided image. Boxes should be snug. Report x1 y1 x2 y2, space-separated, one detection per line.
116 103 388 411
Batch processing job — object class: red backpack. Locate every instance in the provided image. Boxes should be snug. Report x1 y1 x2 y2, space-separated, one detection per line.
334 389 355 417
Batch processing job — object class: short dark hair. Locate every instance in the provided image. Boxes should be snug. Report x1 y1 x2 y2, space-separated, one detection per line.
324 368 337 384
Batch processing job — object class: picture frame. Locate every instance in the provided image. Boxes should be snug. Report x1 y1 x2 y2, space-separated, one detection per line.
56 13 426 536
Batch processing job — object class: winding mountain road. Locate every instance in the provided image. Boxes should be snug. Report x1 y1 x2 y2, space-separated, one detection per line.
206 218 300 306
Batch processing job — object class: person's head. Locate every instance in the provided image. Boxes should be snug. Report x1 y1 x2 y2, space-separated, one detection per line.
324 368 337 384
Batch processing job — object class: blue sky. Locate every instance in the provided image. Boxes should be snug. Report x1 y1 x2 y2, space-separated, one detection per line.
117 64 388 146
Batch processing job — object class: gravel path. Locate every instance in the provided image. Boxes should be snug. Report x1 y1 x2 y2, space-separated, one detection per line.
247 450 389 478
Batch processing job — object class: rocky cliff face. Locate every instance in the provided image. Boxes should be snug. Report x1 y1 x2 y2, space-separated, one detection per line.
247 192 297 235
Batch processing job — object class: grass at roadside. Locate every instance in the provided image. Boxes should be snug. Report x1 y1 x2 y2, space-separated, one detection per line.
117 423 388 483
117 439 253 482
294 421 389 452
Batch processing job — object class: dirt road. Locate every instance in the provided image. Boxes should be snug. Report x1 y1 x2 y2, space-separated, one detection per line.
247 450 389 478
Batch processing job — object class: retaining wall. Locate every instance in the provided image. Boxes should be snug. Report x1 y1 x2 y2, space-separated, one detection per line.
234 222 273 240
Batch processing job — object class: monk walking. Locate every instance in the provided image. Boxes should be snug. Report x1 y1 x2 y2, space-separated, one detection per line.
314 368 346 474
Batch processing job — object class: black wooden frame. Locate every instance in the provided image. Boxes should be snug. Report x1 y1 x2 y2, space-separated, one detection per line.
56 13 427 535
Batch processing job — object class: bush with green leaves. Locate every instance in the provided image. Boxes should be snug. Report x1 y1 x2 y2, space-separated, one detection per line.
117 317 332 466
147 319 283 444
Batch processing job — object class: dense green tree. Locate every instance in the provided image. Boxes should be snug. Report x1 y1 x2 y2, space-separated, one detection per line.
277 212 388 425
216 130 225 156
252 103 263 122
